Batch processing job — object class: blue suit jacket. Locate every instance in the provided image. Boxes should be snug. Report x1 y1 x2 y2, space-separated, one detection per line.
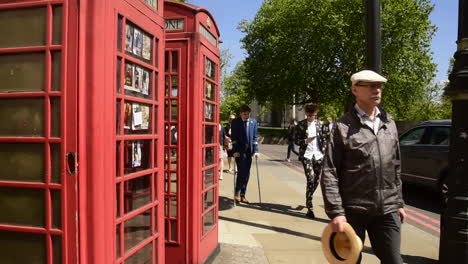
231 117 258 154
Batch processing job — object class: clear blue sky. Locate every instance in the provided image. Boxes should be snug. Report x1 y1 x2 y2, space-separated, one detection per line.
189 0 457 81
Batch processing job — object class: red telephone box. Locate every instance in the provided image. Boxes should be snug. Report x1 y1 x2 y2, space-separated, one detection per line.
0 0 219 263
0 0 166 263
163 2 221 263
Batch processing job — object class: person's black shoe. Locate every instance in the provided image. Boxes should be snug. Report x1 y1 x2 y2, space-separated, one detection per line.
306 209 315 219
240 197 250 204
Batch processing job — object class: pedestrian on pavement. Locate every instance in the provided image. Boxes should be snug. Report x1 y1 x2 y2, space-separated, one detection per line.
285 118 299 162
321 70 406 264
232 104 259 204
219 123 228 180
321 116 334 151
224 114 236 172
295 103 324 219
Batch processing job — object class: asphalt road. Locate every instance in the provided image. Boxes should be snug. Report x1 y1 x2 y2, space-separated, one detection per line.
258 144 442 238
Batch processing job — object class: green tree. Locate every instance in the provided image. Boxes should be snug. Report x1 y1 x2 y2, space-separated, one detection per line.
240 0 437 120
220 61 251 121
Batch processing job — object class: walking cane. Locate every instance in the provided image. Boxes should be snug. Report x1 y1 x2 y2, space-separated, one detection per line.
233 159 237 207
255 155 262 204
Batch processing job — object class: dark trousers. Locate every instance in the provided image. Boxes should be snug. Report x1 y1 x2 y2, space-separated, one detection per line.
347 212 403 264
235 152 252 196
286 140 299 159
301 157 322 210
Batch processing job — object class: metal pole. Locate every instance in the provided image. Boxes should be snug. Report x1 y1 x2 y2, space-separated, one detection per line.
439 1 468 263
255 156 262 204
365 0 382 73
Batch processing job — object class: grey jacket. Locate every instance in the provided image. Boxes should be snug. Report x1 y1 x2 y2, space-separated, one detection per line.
321 107 404 219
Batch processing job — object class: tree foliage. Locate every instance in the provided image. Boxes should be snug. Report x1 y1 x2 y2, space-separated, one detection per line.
239 0 437 120
220 61 251 121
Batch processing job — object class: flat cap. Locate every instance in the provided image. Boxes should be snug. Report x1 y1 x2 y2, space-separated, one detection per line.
351 70 387 85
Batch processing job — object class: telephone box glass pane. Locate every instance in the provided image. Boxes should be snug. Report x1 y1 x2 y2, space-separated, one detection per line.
124 64 151 99
52 235 62 264
153 207 158 233
169 125 177 146
52 6 63 45
0 7 46 48
126 241 152 264
170 180 177 194
116 183 121 217
204 147 214 166
51 51 62 91
165 75 169 96
204 189 214 210
125 24 152 64
164 100 169 121
153 107 158 135
116 100 121 135
204 125 215 144
116 58 122 93
170 199 177 217
205 58 215 80
51 190 62 229
124 140 151 174
0 230 45 264
164 148 169 169
0 98 44 136
51 143 61 183
142 34 152 64
51 97 61 137
170 150 177 170
117 16 123 52
170 220 177 241
171 100 178 121
164 173 168 193
204 168 214 189
124 103 151 134
116 224 122 258
203 209 215 234
204 103 214 122
205 80 214 101
0 143 44 182
124 209 151 252
164 51 169 73
116 141 121 177
124 175 151 214
0 187 45 227
171 75 178 97
171 52 178 73
0 53 45 92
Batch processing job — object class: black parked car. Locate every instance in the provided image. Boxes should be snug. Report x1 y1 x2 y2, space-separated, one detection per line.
399 120 451 199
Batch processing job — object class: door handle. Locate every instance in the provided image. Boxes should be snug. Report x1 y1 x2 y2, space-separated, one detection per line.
66 152 78 175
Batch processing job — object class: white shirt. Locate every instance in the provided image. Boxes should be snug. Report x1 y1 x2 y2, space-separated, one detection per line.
304 120 323 160
354 104 381 135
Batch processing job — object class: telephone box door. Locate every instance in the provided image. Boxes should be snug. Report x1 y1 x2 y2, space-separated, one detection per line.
0 1 79 263
164 40 188 263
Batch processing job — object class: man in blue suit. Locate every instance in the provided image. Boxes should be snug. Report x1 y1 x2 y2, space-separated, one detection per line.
232 104 259 204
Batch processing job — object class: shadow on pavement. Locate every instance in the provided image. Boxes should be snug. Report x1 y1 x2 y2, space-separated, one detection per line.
402 254 438 264
219 195 328 224
218 215 323 241
218 215 375 256
403 183 442 214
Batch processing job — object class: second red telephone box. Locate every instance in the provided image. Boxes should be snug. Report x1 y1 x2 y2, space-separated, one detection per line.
163 1 221 263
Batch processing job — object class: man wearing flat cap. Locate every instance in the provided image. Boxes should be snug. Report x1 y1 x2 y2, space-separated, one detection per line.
321 70 406 264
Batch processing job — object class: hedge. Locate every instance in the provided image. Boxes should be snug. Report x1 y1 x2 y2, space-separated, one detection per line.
258 127 288 137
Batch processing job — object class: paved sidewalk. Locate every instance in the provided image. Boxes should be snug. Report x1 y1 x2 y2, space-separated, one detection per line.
211 146 439 264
